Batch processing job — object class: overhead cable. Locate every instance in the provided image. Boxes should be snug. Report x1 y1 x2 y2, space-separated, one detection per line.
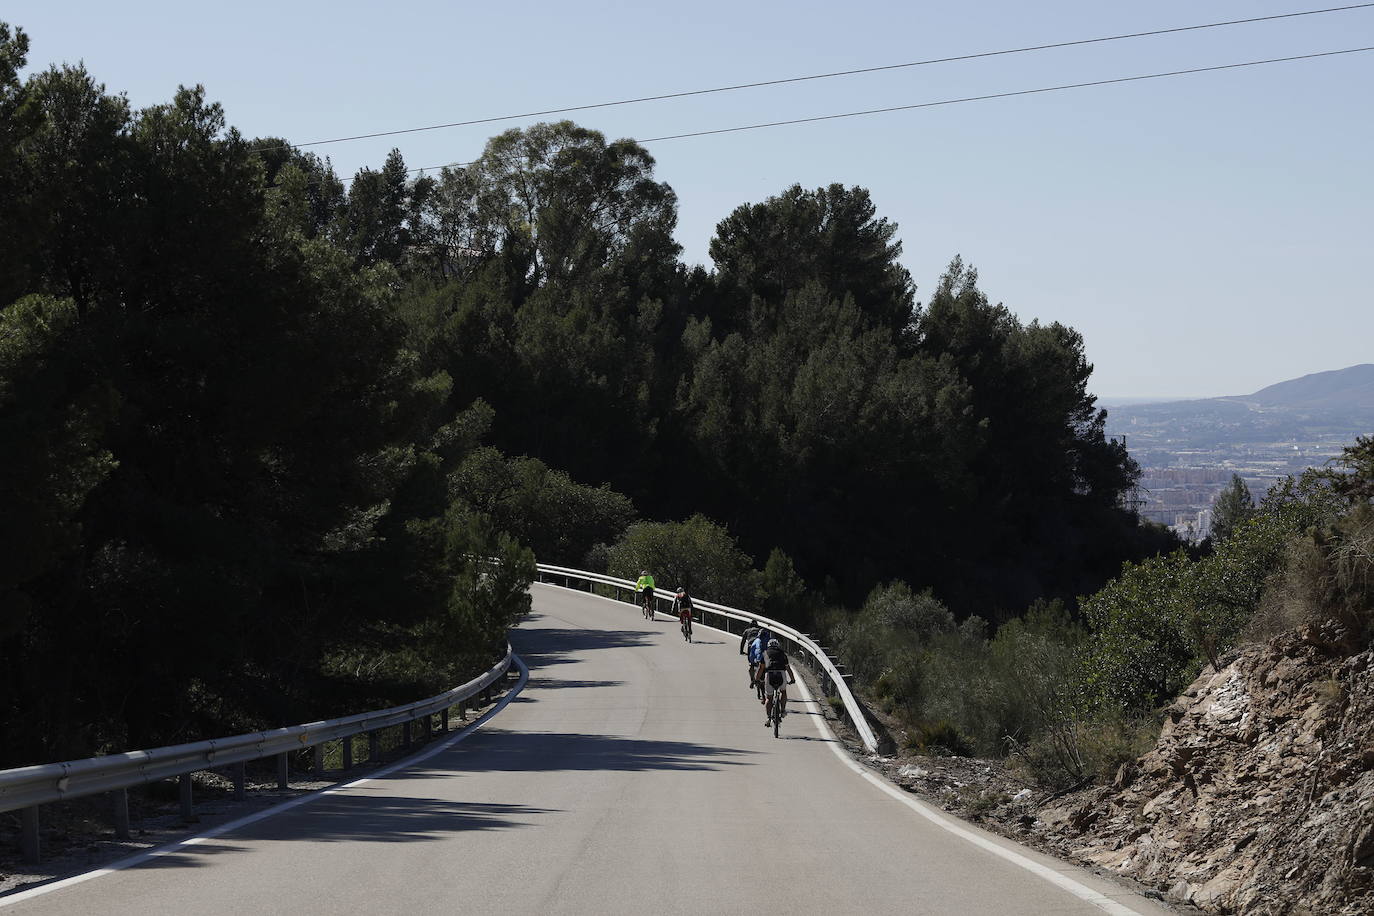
382 46 1372 182
290 3 1374 153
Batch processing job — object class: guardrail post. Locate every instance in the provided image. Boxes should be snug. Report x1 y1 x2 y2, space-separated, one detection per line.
403 721 412 749
441 708 450 733
368 730 379 762
458 700 467 722
21 807 39 863
180 773 195 822
113 788 131 839
233 762 247 800
838 673 857 725
277 752 289 789
342 736 354 770
313 744 325 775
423 715 433 742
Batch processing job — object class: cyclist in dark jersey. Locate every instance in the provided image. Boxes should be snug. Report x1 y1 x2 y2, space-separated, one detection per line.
753 638 795 726
673 587 693 639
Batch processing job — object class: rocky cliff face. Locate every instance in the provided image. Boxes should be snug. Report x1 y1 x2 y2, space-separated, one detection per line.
1034 623 1374 914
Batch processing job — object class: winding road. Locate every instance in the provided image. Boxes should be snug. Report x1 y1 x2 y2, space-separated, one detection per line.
4 584 1174 914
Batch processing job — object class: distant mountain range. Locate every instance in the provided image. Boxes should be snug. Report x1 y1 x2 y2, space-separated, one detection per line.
1103 365 1374 452
1243 364 1374 411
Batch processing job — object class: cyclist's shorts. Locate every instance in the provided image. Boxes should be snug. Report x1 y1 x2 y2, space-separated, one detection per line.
765 670 787 691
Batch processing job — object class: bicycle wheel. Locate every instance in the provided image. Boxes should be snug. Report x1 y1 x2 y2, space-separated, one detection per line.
773 689 781 738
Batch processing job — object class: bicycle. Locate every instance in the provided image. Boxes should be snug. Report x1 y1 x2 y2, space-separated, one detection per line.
641 591 655 620
766 678 787 738
680 613 693 642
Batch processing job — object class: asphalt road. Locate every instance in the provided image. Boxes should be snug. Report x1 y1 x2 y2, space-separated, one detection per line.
3 584 1176 915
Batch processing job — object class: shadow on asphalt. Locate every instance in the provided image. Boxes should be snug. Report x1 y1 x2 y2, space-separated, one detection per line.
401 731 755 774
129 799 557 870
513 627 652 669
524 678 625 690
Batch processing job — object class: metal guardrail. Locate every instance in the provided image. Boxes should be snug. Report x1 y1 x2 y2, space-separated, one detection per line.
0 645 513 863
533 563 879 754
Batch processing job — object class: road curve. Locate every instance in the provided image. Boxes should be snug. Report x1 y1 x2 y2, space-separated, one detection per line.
4 585 1174 915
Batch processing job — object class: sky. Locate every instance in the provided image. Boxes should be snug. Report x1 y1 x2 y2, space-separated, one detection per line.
7 1 1372 399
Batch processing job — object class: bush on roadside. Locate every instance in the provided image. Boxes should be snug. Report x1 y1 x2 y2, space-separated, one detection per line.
607 514 759 607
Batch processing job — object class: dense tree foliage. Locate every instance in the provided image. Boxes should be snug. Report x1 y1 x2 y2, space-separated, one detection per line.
2 26 1177 767
0 31 532 766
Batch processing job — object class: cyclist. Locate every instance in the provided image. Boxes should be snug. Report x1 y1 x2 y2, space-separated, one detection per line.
739 620 761 658
741 620 763 683
674 587 693 639
753 638 796 727
746 626 771 699
634 570 656 617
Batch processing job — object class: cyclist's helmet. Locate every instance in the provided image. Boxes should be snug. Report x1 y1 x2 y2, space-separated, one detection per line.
641 569 648 576
768 638 780 648
676 587 686 595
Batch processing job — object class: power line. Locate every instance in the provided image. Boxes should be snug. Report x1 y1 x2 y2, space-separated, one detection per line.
635 47 1374 144
289 3 1374 153
387 47 1371 181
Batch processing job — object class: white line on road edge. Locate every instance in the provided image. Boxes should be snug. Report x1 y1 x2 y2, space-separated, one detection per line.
785 674 1147 916
0 656 531 909
540 581 1152 916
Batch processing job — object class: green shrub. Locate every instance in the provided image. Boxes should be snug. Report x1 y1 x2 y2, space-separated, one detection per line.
1079 488 1338 717
961 787 1012 817
907 718 975 757
1008 715 1157 789
832 580 953 692
607 514 760 607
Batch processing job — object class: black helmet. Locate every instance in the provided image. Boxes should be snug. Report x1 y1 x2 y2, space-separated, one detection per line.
768 638 780 649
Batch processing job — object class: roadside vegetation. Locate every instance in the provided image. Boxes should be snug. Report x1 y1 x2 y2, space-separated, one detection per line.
1 21 1227 773
827 438 1374 789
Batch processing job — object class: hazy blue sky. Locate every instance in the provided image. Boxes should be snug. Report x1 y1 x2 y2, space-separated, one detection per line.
8 1 1372 399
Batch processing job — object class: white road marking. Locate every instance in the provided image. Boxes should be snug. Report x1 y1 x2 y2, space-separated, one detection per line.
0 660 530 908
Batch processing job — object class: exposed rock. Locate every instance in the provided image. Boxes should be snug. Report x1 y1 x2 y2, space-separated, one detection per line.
1030 630 1374 915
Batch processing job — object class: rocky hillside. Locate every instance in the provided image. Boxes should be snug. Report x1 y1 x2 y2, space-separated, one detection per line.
1033 622 1374 914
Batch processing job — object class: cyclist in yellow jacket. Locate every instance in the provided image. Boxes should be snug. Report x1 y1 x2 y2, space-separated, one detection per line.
634 570 656 617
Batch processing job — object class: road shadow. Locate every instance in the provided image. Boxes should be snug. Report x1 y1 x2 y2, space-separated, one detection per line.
513 628 652 670
524 678 625 690
130 798 557 871
401 730 755 775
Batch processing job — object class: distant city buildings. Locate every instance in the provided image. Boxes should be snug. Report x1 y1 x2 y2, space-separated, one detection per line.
1122 439 1347 543
1103 365 1372 542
